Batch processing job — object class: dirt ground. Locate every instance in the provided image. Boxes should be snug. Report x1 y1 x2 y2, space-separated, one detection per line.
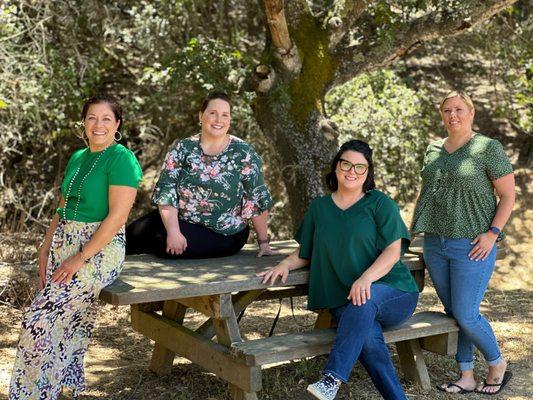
1 197 531 400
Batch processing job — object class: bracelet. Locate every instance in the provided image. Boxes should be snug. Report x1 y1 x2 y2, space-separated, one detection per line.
257 235 270 245
79 248 90 263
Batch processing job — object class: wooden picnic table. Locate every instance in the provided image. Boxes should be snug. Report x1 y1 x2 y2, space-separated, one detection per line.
100 239 457 400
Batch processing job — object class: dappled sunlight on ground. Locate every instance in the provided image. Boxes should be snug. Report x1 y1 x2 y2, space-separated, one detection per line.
0 195 530 399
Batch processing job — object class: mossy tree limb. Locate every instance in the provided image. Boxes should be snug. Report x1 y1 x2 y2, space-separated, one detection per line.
254 0 518 228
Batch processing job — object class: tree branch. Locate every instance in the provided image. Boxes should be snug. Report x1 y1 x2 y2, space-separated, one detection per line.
323 0 372 50
333 0 518 88
262 0 292 53
256 0 303 87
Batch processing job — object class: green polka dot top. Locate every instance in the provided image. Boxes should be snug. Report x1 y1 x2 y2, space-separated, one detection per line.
412 134 513 239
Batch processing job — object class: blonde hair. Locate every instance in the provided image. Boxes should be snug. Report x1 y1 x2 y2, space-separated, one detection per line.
439 91 475 112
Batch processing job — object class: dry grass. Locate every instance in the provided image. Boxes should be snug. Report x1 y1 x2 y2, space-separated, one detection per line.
0 198 531 400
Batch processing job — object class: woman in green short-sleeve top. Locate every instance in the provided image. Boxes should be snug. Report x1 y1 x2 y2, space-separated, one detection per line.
412 92 515 395
9 95 142 399
126 92 275 259
258 140 419 400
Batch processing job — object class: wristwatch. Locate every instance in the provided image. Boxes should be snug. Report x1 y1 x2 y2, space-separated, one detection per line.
489 226 501 235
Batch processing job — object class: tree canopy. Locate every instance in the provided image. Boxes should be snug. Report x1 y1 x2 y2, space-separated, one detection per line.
0 0 530 233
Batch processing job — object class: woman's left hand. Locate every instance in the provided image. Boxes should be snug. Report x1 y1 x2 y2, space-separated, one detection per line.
348 276 373 306
256 243 280 257
469 232 497 261
51 253 84 284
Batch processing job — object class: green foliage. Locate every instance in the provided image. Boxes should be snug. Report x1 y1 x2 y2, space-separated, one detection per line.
326 70 438 204
418 2 532 139
0 0 264 229
0 0 528 233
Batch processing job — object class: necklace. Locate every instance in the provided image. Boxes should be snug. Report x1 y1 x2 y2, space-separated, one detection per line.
199 134 231 156
62 145 112 219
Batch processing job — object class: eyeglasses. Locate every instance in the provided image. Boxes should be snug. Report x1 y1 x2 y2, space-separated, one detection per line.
338 159 368 175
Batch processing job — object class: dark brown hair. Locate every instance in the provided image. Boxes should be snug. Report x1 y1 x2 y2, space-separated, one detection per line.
200 92 231 113
81 95 124 131
325 139 376 193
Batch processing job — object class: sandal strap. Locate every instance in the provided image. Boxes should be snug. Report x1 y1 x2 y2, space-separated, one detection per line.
448 383 469 391
481 380 503 387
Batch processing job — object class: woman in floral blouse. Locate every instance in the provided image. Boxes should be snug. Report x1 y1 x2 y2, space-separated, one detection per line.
126 92 276 258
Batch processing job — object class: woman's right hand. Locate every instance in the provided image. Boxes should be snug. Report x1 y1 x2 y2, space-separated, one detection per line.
166 231 187 255
37 246 49 289
256 262 290 285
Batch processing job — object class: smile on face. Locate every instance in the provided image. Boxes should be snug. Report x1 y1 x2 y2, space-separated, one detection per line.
199 99 231 138
84 102 120 152
335 150 368 191
440 96 474 134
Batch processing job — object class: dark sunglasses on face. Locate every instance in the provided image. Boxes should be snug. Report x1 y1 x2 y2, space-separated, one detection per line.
338 159 369 175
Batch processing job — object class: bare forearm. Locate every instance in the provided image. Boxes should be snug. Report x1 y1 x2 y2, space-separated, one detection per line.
41 213 60 250
360 240 401 282
80 213 127 259
251 210 269 241
279 249 309 271
491 193 515 230
81 186 138 259
409 190 421 231
158 205 181 235
40 198 64 252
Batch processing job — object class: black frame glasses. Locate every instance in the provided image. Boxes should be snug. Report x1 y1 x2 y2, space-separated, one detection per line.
338 159 368 175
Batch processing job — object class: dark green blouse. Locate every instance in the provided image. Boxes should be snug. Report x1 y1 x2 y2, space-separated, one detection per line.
412 134 513 239
295 190 419 311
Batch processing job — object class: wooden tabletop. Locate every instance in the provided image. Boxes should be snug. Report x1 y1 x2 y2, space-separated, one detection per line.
99 240 424 306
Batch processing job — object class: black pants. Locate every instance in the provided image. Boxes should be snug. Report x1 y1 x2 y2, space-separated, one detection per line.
125 209 249 259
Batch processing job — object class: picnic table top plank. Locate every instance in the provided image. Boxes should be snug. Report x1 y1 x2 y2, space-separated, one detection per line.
100 240 423 306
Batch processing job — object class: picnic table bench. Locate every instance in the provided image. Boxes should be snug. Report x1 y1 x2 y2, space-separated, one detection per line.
100 239 459 400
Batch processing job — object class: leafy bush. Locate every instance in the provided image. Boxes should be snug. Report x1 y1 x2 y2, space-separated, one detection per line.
326 70 439 204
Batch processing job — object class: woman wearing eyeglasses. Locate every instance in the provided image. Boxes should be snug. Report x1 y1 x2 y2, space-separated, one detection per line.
411 91 515 395
258 140 419 400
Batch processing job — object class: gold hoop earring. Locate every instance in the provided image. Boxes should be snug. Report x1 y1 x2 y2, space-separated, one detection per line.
114 131 122 141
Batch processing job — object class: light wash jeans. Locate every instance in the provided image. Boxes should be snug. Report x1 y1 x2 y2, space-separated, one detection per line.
324 283 419 400
423 234 503 371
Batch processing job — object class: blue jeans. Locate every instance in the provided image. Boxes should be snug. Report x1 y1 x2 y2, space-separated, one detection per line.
324 283 419 400
423 234 503 371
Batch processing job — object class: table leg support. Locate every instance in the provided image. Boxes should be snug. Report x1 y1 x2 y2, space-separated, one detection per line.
213 294 262 400
145 301 187 376
229 385 259 400
396 339 431 390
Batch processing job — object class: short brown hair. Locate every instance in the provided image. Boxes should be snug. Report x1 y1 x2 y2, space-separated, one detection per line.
81 95 123 131
200 92 231 113
439 91 474 112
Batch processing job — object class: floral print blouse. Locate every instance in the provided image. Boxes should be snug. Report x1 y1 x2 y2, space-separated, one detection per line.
152 134 272 235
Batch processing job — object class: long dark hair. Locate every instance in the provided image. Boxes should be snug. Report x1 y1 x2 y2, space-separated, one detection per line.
81 94 124 131
200 92 231 113
325 139 376 192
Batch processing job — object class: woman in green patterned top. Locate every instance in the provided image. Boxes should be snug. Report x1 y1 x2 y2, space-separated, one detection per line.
126 92 275 258
412 91 515 395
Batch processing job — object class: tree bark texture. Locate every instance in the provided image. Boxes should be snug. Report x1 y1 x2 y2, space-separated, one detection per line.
255 0 518 228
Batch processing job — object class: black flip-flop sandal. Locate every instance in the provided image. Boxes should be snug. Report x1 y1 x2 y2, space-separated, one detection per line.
436 382 474 394
475 371 513 395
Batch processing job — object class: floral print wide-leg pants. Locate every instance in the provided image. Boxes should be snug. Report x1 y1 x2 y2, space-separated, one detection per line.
9 219 125 400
